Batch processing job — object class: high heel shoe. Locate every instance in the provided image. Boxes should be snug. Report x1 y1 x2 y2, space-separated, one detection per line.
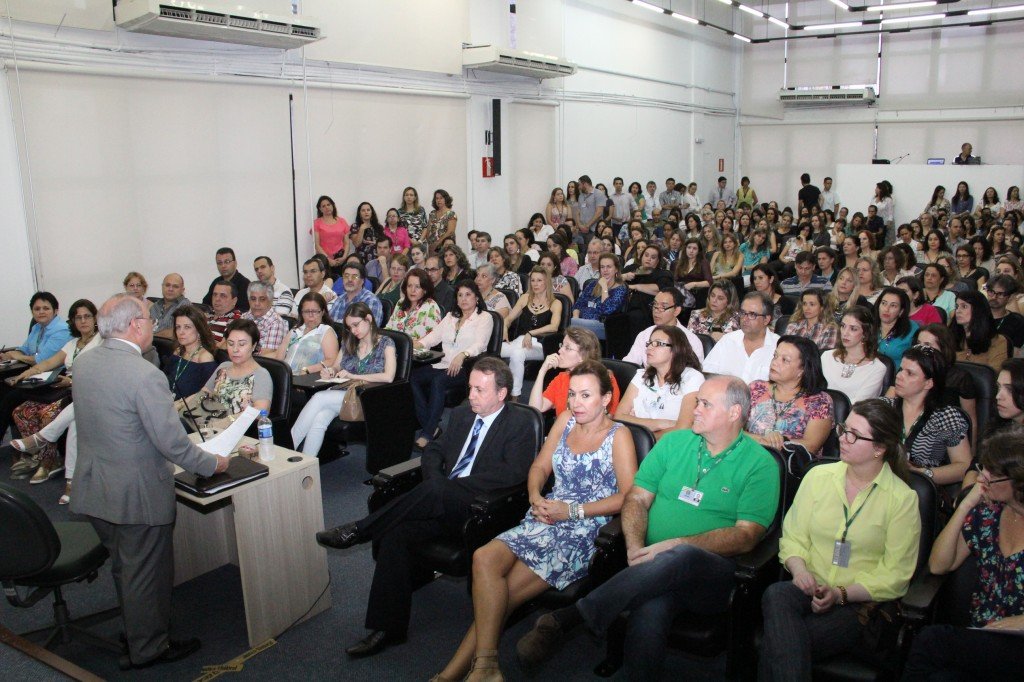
12 433 47 454
465 649 503 682
58 480 72 505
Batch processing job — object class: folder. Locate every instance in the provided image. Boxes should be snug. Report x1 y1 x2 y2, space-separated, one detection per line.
175 456 269 496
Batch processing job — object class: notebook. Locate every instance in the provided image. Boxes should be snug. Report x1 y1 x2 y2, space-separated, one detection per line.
175 456 269 497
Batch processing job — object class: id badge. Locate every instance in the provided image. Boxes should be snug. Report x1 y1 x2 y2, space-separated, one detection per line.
588 300 597 308
678 486 703 507
832 540 851 568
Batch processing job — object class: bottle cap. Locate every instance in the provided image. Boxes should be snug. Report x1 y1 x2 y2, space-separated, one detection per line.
260 410 268 417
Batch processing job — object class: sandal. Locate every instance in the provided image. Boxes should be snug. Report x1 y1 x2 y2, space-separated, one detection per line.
58 480 72 505
30 465 64 485
465 649 503 682
12 433 48 454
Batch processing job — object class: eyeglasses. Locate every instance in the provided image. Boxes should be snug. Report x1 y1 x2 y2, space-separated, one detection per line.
910 344 938 355
739 311 768 320
216 259 235 266
649 303 677 312
73 314 94 321
835 423 876 444
985 287 1010 298
978 466 1012 485
645 340 671 348
558 343 581 353
425 267 441 273
301 309 323 316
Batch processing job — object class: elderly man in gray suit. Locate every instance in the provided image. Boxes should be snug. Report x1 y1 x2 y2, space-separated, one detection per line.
71 294 229 669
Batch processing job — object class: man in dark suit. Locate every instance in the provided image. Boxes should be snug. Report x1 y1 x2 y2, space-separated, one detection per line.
71 294 229 669
316 357 538 657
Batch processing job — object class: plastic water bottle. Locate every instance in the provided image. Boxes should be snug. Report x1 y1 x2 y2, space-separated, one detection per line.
257 410 275 462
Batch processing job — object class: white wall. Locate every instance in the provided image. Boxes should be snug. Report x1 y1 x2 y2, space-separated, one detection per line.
739 20 1024 212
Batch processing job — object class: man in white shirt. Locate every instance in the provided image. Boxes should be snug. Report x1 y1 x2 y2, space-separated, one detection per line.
253 256 297 319
623 288 704 366
819 177 841 215
706 176 734 209
609 177 638 232
702 292 779 383
681 182 700 213
574 239 603 286
295 256 337 305
470 232 492 269
643 180 662 222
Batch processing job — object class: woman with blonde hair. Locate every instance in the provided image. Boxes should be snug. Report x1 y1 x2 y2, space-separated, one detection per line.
710 232 743 279
501 266 564 400
851 257 884 305
785 289 839 350
687 280 740 341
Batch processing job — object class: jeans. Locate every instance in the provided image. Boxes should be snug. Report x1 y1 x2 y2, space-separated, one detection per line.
570 316 607 340
576 543 736 679
39 403 77 478
500 336 543 397
290 389 346 456
902 624 1024 681
758 581 863 682
409 364 466 438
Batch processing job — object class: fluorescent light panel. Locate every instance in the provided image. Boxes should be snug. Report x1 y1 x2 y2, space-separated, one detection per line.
768 16 790 28
738 4 765 17
633 0 667 14
866 1 936 11
828 0 850 9
879 12 945 23
671 11 700 24
733 33 752 42
804 20 863 29
967 4 1024 15
713 0 734 5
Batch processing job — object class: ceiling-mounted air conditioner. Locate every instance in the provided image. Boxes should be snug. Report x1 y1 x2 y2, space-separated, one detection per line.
114 0 324 50
463 45 577 80
778 87 877 105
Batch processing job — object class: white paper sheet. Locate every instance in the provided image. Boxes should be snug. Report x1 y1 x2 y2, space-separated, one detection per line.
196 406 260 457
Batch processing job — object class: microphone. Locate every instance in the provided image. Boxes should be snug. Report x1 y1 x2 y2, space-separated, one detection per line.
180 394 207 442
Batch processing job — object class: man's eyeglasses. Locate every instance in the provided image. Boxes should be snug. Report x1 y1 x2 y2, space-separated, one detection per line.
739 311 768 320
835 423 876 445
984 286 1010 299
216 259 235 266
425 267 441 273
649 303 677 312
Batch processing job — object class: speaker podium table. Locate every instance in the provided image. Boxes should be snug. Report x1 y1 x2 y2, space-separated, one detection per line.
173 437 331 646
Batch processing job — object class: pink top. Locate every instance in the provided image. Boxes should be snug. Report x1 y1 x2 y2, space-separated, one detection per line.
383 225 412 253
314 217 350 257
910 303 943 327
560 255 578 277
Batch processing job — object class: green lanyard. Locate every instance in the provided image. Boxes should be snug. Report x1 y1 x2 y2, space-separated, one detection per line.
840 484 878 543
694 435 742 489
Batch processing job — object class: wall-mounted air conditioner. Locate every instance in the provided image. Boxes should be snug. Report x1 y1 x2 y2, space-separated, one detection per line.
114 0 323 50
463 45 577 80
778 88 876 105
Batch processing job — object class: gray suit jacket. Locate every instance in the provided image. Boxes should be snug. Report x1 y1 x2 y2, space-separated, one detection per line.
70 338 218 525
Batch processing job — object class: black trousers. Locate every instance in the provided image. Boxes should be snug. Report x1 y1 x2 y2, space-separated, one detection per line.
357 477 475 636
902 624 1024 681
0 385 32 439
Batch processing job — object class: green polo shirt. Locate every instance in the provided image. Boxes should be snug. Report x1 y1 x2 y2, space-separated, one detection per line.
633 430 779 545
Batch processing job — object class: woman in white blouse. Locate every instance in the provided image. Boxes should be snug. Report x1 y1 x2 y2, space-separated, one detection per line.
615 325 704 438
820 306 888 404
410 281 494 449
279 292 339 375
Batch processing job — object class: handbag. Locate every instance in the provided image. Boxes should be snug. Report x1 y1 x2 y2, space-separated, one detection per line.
338 380 367 422
854 601 903 671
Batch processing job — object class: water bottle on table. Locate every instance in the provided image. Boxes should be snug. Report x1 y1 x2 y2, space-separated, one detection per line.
257 409 275 462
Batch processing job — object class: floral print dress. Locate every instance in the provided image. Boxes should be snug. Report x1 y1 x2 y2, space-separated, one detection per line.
498 419 621 589
963 503 1024 627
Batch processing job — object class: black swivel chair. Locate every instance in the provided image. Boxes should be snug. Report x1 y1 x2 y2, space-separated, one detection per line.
0 482 121 654
601 359 641 401
497 288 519 309
321 329 417 474
566 277 580 301
774 315 791 336
878 353 896 393
696 333 716 359
592 448 789 679
820 389 852 460
379 299 395 327
150 336 175 363
366 402 545 584
954 361 996 439
253 355 293 447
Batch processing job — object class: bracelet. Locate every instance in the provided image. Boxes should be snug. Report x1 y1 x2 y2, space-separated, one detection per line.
837 585 848 606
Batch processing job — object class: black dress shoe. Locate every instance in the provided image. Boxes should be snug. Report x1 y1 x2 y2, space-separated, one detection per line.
345 630 405 658
316 522 362 549
119 638 201 670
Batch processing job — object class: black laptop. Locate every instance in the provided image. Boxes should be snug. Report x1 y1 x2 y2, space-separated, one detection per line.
175 456 269 497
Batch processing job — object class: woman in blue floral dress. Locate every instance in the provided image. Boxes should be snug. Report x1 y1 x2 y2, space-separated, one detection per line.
432 360 637 682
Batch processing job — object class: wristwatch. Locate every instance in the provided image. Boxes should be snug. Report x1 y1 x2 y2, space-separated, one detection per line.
923 468 934 479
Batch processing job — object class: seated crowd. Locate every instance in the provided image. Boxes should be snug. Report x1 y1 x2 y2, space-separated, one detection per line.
3 175 1023 679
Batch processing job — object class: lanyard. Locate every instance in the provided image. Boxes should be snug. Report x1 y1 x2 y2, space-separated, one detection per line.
840 484 878 543
694 436 742 488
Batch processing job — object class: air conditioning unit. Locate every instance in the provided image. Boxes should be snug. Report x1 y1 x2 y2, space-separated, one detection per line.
463 45 577 80
114 0 324 50
778 87 876 105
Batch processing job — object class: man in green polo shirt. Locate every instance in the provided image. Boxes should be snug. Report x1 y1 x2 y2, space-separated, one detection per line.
516 375 780 678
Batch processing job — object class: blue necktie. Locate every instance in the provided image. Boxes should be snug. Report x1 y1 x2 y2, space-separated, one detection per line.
449 418 484 479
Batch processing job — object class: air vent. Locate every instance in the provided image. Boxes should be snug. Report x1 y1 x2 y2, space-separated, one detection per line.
158 5 190 20
195 11 227 26
778 87 876 105
463 45 577 80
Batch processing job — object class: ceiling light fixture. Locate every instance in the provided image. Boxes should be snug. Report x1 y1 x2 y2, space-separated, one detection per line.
828 0 851 10
632 0 667 14
879 12 945 23
671 11 701 24
768 16 791 28
866 1 937 11
738 4 765 17
713 0 735 5
804 20 864 29
733 33 752 42
967 4 1024 15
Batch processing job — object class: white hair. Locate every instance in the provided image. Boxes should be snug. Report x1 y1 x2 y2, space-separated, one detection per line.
248 281 273 298
98 294 145 339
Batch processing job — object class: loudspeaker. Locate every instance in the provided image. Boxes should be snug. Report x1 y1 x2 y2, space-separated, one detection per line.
492 98 501 176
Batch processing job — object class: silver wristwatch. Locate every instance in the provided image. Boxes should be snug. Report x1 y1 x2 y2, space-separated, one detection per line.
923 468 934 479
